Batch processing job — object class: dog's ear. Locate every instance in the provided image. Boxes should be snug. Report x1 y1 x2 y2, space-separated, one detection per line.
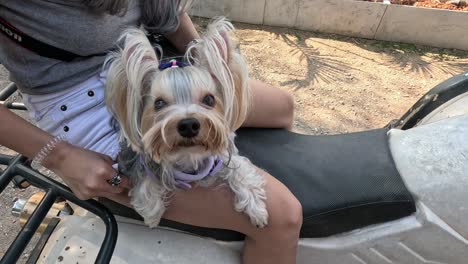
188 17 250 130
105 28 160 152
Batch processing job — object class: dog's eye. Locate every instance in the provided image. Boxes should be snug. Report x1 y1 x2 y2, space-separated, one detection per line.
154 99 167 111
202 94 215 107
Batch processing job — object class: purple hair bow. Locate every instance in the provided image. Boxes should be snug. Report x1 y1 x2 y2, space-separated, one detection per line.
159 59 190 70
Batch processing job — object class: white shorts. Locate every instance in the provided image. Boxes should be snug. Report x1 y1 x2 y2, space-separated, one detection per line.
22 72 121 160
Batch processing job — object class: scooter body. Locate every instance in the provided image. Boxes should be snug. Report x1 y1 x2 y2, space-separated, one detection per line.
2 73 468 264
36 115 468 264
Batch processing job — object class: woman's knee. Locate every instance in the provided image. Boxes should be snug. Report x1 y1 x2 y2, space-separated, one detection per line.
250 170 303 240
248 79 295 129
249 192 302 244
272 194 302 233
280 91 295 129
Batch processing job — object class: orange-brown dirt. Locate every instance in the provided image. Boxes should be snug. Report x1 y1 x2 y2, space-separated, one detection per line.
364 0 468 11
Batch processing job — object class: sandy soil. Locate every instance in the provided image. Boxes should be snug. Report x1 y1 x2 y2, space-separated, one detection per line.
1 20 468 260
225 21 468 134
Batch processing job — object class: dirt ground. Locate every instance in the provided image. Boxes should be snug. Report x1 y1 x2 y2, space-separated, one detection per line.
363 0 468 11
228 21 468 134
1 20 468 260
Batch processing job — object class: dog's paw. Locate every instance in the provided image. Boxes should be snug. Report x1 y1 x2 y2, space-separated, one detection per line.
144 211 164 228
145 219 161 229
247 200 269 228
227 156 269 227
131 178 168 229
234 187 269 228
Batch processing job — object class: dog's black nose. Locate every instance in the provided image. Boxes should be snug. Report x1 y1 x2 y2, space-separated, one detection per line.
177 118 200 138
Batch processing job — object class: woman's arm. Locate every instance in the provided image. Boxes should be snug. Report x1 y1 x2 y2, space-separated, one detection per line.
0 105 56 159
164 12 200 52
0 105 130 200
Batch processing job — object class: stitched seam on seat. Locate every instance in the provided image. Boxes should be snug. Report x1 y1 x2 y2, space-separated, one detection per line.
303 200 415 221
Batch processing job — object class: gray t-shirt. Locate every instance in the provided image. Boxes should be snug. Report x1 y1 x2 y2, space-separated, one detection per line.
0 0 140 94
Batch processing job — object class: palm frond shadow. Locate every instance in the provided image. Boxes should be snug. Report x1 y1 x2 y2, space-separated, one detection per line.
348 38 468 76
446 60 468 74
386 53 468 77
271 32 357 90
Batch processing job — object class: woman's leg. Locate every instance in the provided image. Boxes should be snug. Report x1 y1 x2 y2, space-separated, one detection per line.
243 79 295 130
163 168 303 264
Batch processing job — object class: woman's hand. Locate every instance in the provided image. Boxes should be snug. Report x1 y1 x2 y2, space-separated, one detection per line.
0 105 131 202
44 142 131 200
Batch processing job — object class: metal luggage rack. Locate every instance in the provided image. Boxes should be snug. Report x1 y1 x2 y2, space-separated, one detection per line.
0 83 118 264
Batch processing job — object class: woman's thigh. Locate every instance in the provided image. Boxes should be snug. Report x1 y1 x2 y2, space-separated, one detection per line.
162 168 302 237
243 79 294 129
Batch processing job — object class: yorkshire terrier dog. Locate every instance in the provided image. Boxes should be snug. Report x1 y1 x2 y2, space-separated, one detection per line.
105 18 268 228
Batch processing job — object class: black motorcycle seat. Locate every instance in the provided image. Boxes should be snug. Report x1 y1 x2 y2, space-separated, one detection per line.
102 128 416 241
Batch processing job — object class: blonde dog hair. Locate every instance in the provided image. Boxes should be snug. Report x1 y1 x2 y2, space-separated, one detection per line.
105 18 268 229
105 17 250 153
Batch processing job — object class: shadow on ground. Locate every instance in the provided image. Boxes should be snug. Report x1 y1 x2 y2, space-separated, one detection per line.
270 32 356 89
254 25 468 90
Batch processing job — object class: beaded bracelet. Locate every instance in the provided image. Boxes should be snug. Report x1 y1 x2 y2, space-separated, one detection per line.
31 134 66 170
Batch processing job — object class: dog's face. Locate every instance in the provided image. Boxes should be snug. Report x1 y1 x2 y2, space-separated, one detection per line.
106 18 250 164
140 66 229 162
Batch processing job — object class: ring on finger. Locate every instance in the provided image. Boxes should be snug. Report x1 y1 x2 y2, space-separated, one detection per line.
108 173 122 187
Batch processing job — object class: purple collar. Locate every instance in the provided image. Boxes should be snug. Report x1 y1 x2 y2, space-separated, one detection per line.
140 155 223 190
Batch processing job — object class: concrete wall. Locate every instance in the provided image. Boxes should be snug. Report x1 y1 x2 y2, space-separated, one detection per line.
189 0 468 51
190 0 266 24
375 4 468 51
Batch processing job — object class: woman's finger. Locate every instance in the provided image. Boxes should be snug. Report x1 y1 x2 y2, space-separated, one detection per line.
100 171 131 193
103 169 132 189
99 180 126 195
103 155 114 164
117 175 132 189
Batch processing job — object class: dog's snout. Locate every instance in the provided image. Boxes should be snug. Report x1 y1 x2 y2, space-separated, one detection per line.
177 118 200 138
